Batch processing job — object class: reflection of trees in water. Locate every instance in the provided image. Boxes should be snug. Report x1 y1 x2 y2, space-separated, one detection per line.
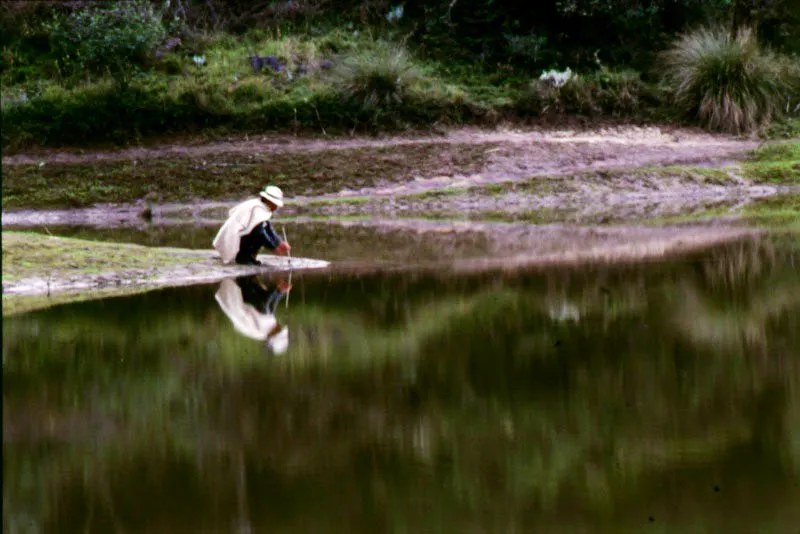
4 236 800 531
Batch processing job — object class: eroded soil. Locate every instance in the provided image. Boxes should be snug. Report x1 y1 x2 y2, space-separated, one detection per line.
2 125 773 226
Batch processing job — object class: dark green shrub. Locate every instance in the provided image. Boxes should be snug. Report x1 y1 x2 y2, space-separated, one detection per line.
591 69 648 114
661 26 794 134
516 68 654 117
46 1 167 85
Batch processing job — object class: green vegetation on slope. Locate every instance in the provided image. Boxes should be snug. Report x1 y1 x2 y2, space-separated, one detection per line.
1 1 798 149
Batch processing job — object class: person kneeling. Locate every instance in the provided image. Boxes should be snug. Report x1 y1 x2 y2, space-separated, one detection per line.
212 185 292 265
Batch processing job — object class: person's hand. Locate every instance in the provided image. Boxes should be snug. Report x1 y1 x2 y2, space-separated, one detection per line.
275 241 291 256
276 278 292 294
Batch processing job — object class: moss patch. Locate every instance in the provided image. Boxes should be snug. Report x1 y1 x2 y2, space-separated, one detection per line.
1 231 205 282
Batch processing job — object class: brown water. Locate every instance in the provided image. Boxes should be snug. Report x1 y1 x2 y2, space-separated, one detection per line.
3 233 800 533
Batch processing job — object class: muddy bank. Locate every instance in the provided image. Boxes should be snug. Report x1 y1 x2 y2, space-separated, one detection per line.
2 125 763 211
3 177 789 229
2 124 785 225
0 125 757 167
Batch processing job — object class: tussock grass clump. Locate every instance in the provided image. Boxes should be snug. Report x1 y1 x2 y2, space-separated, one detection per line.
330 43 427 109
661 27 795 134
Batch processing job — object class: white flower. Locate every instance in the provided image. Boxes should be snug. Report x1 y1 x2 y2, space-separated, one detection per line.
539 67 574 88
192 55 206 66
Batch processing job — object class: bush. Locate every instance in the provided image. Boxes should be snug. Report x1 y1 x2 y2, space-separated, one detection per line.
516 68 653 117
661 26 794 134
330 43 427 109
46 1 167 85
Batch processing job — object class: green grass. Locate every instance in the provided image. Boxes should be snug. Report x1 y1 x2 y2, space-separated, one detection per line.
766 117 800 140
743 141 800 184
1 231 207 282
401 187 470 200
648 194 800 230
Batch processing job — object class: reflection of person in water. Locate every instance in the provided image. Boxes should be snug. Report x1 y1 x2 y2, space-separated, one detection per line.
215 275 292 354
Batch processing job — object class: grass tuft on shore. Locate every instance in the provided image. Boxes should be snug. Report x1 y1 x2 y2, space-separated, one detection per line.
661 27 799 134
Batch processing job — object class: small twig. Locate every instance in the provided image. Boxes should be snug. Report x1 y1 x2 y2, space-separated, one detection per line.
445 0 459 24
43 226 53 236
312 104 327 136
205 0 219 29
283 227 292 309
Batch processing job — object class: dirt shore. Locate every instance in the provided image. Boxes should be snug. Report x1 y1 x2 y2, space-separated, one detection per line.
2 125 777 226
0 125 759 168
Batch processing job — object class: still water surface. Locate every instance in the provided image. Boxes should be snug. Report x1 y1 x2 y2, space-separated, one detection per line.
4 234 800 533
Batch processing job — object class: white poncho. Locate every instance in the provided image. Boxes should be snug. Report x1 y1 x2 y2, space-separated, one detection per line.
214 278 278 340
212 198 273 264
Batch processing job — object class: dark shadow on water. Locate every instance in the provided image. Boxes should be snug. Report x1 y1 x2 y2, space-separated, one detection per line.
3 236 800 532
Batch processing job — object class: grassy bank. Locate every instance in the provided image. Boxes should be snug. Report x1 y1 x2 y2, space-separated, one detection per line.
1 231 206 282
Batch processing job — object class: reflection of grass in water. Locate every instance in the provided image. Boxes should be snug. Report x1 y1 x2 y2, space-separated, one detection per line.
4 241 800 530
2 286 153 317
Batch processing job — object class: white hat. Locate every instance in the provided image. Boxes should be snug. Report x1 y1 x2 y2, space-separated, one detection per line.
267 326 289 355
259 185 284 207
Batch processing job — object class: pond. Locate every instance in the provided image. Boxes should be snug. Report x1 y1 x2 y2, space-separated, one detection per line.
3 231 800 533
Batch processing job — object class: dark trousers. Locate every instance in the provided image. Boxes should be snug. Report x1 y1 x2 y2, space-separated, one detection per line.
236 222 282 264
236 276 284 314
